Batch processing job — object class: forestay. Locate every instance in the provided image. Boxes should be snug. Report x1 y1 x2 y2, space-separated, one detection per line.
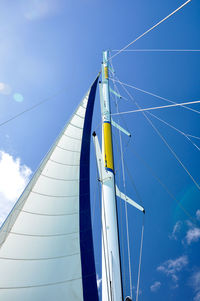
0 77 99 301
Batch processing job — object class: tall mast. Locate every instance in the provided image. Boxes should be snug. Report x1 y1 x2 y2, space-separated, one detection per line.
100 50 123 301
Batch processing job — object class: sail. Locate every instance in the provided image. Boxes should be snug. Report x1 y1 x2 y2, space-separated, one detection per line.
0 77 99 301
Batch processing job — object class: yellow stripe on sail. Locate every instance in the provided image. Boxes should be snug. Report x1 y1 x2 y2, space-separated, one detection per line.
103 122 114 171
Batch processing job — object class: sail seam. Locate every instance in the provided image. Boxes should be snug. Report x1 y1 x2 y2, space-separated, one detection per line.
49 158 80 166
69 122 83 130
31 191 80 197
0 276 82 289
40 173 79 181
80 104 87 109
63 133 82 141
75 113 85 119
9 230 79 237
56 144 80 153
0 272 98 289
21 209 79 216
0 252 80 261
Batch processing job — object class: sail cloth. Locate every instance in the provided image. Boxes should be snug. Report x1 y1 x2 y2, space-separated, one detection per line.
0 77 99 301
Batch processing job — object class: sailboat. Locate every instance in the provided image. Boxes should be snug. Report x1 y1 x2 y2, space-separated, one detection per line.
0 49 146 301
0 1 199 300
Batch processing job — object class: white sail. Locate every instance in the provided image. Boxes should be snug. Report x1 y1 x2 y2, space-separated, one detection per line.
0 77 99 301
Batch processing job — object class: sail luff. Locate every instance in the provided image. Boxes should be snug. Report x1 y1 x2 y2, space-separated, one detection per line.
79 76 99 301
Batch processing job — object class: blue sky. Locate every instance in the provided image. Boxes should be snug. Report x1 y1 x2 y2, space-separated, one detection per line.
0 0 200 300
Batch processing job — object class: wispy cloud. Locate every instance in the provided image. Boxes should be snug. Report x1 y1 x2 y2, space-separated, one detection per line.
157 255 188 284
183 215 200 245
169 221 182 240
196 210 200 221
190 270 200 301
0 151 32 226
194 292 200 301
186 228 200 245
150 281 161 292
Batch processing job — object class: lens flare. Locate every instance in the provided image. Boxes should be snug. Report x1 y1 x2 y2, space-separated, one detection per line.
13 93 24 102
172 185 199 224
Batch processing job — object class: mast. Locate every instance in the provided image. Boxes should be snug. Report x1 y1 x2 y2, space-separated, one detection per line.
100 51 123 301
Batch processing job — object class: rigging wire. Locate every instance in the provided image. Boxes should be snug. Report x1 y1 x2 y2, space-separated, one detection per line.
109 81 132 134
118 119 133 300
95 154 112 301
110 95 131 137
111 99 199 227
147 111 200 152
112 132 146 301
110 104 128 293
113 85 133 298
112 128 144 210
123 161 144 208
110 75 200 225
110 108 133 297
110 83 147 301
0 89 65 128
109 58 134 297
111 100 200 116
110 60 148 298
112 131 145 300
110 79 200 115
112 133 128 293
109 60 132 149
130 146 200 227
111 49 200 52
115 78 200 191
108 0 192 61
136 216 145 301
187 134 200 140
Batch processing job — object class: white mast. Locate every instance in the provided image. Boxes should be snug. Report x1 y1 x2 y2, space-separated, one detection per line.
100 51 123 301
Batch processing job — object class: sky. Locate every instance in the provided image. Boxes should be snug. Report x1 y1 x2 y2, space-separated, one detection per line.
0 0 200 300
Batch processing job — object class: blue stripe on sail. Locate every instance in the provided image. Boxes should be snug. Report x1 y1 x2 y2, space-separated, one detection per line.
79 76 99 301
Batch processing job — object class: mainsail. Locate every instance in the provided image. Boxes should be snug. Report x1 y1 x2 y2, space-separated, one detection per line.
0 77 99 301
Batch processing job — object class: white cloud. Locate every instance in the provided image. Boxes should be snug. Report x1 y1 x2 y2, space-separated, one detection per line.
157 255 188 283
196 210 200 221
182 218 200 245
0 151 32 225
194 292 200 301
186 228 200 245
150 281 161 292
190 271 200 301
169 221 182 240
191 271 200 292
